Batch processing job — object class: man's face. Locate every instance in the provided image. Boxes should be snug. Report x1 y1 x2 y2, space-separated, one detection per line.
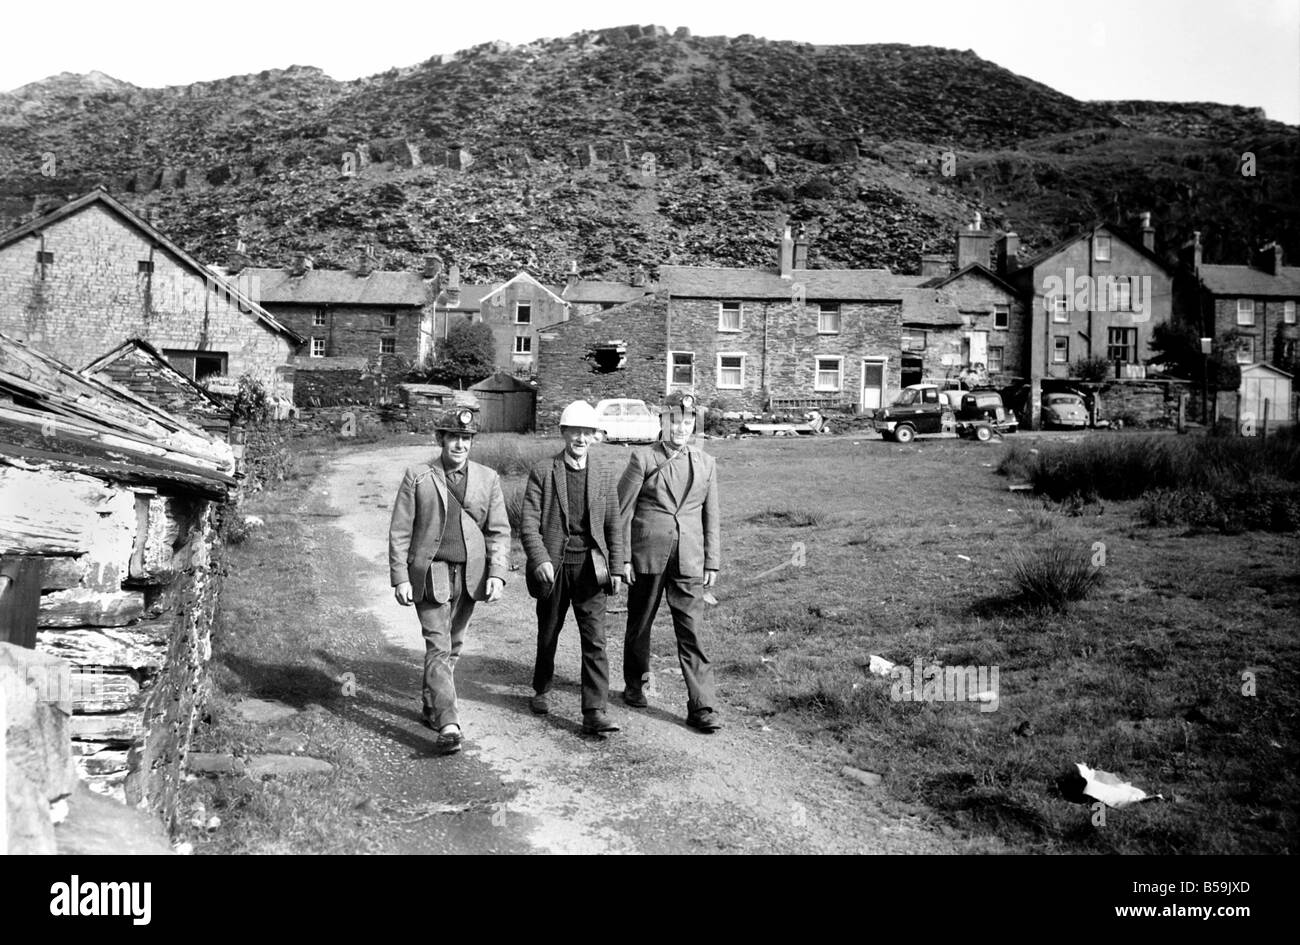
438 432 473 468
561 426 598 462
662 410 696 448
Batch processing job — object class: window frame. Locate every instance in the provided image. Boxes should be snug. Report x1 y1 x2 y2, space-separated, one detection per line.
382 312 397 330
993 304 1009 329
717 301 743 333
814 355 843 392
310 337 325 358
817 302 841 335
716 352 745 390
1107 327 1137 364
1285 300 1297 324
313 308 327 328
1052 297 1070 323
380 337 397 355
513 335 532 354
1237 299 1255 326
1235 338 1254 365
987 345 1004 373
515 301 532 325
669 350 695 387
1094 235 1111 262
1052 336 1069 364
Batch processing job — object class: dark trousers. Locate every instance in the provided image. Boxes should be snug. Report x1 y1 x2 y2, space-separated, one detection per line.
532 556 610 713
624 544 716 713
415 562 474 729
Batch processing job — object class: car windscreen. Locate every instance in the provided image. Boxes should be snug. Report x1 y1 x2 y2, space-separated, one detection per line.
624 403 652 416
891 388 919 406
1045 394 1082 405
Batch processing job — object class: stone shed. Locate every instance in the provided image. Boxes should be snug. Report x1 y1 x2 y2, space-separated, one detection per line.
0 331 236 837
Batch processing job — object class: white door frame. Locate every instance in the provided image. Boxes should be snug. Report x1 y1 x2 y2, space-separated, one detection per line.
860 357 888 412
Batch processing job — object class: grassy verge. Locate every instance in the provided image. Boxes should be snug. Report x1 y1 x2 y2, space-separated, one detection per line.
175 445 398 854
701 434 1299 853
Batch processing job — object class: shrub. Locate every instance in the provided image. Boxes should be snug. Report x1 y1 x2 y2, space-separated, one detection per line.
1011 541 1105 611
1071 355 1112 383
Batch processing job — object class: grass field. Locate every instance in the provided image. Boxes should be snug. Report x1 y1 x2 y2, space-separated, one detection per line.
699 431 1298 853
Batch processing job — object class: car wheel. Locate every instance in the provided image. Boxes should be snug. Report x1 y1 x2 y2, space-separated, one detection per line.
894 424 916 444
975 425 993 442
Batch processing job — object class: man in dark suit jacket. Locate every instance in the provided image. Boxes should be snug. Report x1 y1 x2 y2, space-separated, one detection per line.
618 391 722 732
388 407 510 752
521 401 624 735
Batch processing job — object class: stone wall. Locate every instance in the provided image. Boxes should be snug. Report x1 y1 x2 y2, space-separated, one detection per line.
1 463 225 827
535 294 667 430
931 272 1029 381
667 297 902 411
264 302 424 361
1094 378 1195 427
1209 297 1300 365
0 203 293 397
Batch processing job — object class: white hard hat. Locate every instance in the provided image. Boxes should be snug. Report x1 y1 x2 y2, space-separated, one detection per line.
559 400 602 431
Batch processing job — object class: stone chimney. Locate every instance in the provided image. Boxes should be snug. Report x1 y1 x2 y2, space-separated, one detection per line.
227 240 251 275
445 263 461 306
779 227 794 279
356 244 376 277
1140 212 1155 252
793 232 809 270
566 260 580 293
995 232 1020 274
290 253 314 277
631 266 647 287
920 254 952 278
1254 241 1284 275
1180 232 1203 274
422 254 443 281
955 213 993 270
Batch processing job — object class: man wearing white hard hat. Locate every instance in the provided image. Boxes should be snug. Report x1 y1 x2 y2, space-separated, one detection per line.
520 400 625 735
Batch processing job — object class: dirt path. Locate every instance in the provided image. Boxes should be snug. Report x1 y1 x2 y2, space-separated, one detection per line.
325 443 959 854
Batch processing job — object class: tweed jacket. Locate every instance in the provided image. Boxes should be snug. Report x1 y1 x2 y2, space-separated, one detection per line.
617 441 720 577
520 450 625 599
388 458 511 602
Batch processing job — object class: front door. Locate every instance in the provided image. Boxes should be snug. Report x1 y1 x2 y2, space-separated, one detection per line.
861 359 885 411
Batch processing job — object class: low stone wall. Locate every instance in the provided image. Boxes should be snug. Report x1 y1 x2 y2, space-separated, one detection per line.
1094 379 1194 427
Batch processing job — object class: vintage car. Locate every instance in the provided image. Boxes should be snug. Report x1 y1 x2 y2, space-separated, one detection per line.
872 384 955 443
951 388 1019 440
1041 391 1090 429
594 398 661 442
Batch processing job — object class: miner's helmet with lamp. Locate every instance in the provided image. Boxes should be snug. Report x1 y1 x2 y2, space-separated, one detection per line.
433 406 480 436
661 390 697 415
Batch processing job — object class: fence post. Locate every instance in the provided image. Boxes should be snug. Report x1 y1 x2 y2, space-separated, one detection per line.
1177 393 1186 433
1234 393 1241 437
1 690 6 855
1262 398 1270 441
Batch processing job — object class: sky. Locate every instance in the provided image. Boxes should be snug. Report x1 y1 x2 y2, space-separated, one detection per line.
2 0 1297 124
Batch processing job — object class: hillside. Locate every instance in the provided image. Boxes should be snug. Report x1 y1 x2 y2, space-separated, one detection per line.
1 25 1296 282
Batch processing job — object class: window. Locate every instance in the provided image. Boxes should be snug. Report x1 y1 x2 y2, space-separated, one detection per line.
1107 327 1136 363
36 250 53 264
310 337 325 358
718 301 742 332
1052 297 1069 323
380 337 396 355
988 346 1004 373
515 302 532 324
717 354 744 389
514 336 531 354
815 356 842 391
1053 336 1069 363
1236 339 1254 364
1237 299 1254 325
1110 278 1132 312
670 351 694 386
993 304 1009 329
1094 235 1111 262
901 328 927 351
818 303 841 334
313 308 327 327
137 260 154 274
1285 301 1297 324
163 349 228 380
383 312 397 329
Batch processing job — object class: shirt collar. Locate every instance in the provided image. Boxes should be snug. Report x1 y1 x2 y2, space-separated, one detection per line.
442 458 468 477
562 453 587 471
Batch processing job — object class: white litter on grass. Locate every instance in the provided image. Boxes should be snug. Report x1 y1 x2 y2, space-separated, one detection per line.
1075 763 1163 809
956 554 971 562
868 655 896 676
243 515 265 527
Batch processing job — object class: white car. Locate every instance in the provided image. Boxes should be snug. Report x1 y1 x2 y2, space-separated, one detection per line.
594 398 661 443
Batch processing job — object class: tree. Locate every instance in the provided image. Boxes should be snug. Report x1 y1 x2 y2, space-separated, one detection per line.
428 321 496 388
1148 321 1241 391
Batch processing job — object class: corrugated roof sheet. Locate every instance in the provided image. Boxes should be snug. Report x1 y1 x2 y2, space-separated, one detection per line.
1198 265 1300 298
248 268 430 306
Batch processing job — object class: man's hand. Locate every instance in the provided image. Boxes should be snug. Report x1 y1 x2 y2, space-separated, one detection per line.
703 569 718 588
485 576 505 602
533 562 555 587
623 563 636 586
394 581 414 606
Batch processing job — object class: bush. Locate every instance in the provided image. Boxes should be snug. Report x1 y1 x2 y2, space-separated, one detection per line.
1071 355 1112 383
1011 541 1105 611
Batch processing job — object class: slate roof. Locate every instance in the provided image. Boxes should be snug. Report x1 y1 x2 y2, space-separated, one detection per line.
1197 265 1300 298
659 266 916 300
562 281 652 304
247 268 430 306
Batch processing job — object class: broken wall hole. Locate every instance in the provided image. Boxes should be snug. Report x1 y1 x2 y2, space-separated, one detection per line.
587 342 627 373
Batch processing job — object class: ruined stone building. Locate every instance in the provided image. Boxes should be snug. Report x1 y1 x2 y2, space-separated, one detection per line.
0 190 302 400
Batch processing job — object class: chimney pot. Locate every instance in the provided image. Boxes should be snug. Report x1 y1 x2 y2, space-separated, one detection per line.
566 260 580 292
779 227 795 279
1140 212 1155 252
422 254 443 280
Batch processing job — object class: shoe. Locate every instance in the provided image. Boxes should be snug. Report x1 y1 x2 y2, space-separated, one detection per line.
582 710 621 735
622 688 648 708
529 692 550 714
437 724 463 753
686 709 722 733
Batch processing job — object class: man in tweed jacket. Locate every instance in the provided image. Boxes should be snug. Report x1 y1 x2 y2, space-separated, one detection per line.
520 401 625 735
